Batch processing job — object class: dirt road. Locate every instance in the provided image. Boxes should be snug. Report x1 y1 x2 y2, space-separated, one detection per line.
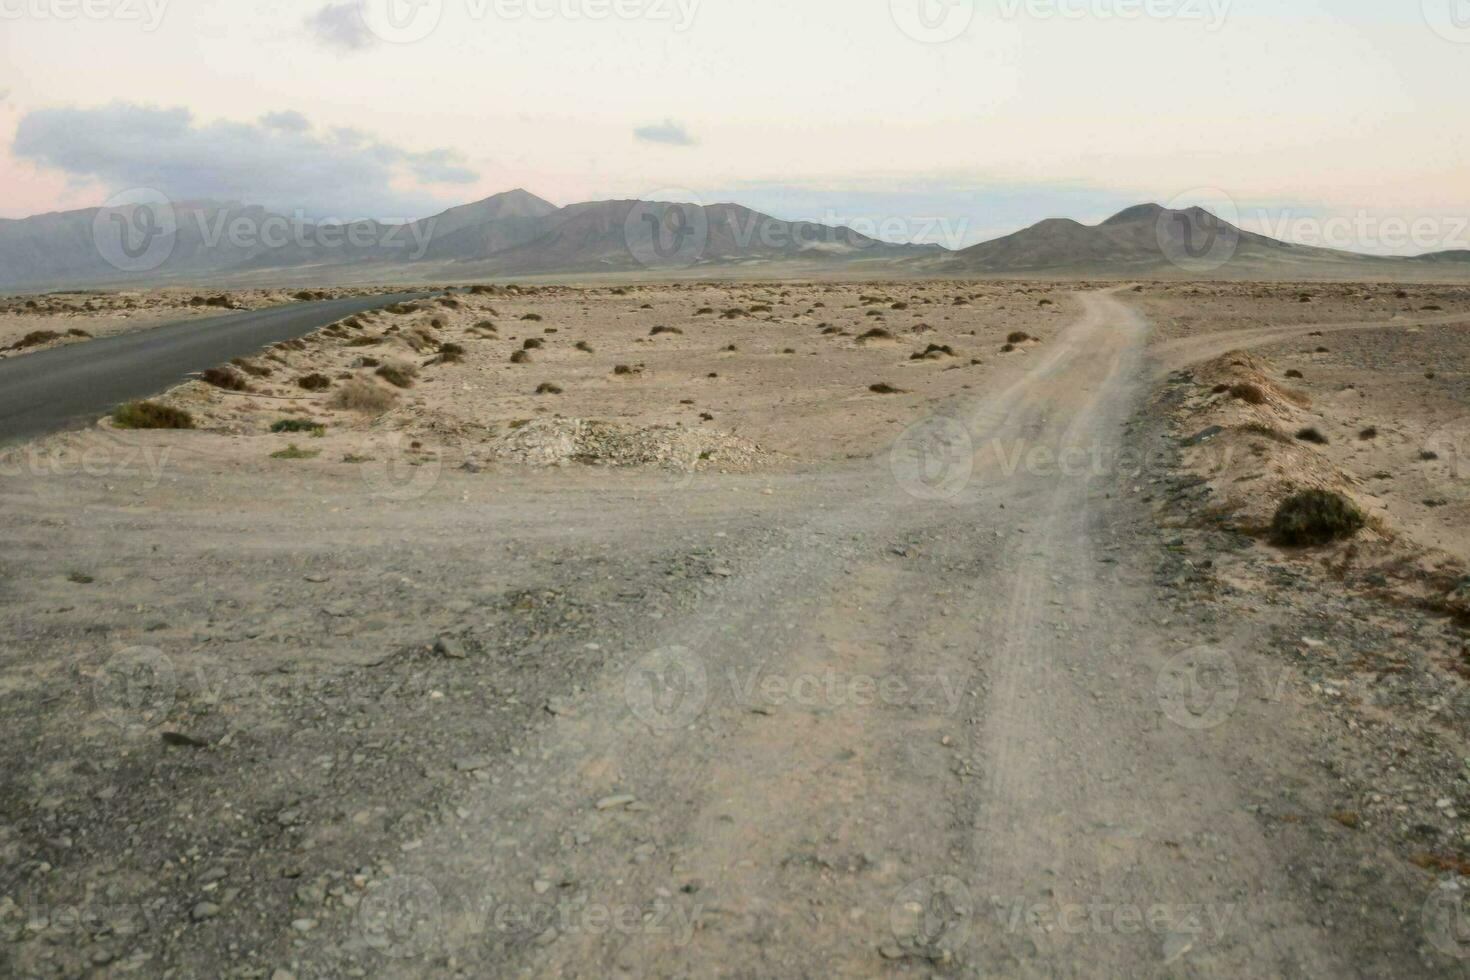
1 290 1454 977
281 291 1437 977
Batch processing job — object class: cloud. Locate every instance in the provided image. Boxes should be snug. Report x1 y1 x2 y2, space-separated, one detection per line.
12 103 479 219
633 120 696 147
305 1 376 52
261 110 312 133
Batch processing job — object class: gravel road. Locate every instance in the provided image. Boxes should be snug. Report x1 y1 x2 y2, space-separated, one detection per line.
0 290 1457 978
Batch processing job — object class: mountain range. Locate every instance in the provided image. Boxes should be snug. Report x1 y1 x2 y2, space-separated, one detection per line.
2 190 1467 291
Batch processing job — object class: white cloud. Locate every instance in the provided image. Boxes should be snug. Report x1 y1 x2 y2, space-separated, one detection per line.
261 110 312 133
305 1 376 53
13 103 478 219
634 120 696 147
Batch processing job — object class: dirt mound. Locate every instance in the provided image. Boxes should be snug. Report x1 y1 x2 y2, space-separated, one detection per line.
475 418 773 472
1192 350 1312 415
1177 351 1373 538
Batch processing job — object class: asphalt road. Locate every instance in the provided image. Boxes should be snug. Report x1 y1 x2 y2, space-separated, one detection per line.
0 291 430 446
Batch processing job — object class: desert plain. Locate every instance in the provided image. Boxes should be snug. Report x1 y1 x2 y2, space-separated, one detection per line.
0 277 1468 977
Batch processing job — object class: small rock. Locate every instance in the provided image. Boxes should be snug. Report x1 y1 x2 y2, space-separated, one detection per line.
436 636 468 659
191 902 220 922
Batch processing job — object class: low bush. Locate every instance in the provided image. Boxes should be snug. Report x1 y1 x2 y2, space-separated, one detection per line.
1270 490 1365 546
1295 427 1329 444
271 418 325 434
113 401 195 430
375 361 417 388
330 379 397 414
199 367 250 391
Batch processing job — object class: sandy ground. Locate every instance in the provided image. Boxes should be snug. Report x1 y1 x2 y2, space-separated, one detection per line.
0 281 1468 978
62 280 1071 469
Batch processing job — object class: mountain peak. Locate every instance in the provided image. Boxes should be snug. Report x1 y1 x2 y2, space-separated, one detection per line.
1101 203 1166 225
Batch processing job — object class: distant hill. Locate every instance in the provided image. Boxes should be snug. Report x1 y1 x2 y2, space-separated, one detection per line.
0 190 938 290
934 199 1370 274
2 193 1467 290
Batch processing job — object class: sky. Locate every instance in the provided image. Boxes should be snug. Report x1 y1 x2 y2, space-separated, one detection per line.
1 0 1468 253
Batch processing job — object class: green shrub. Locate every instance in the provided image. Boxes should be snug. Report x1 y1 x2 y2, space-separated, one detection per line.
271 443 319 460
297 373 332 391
113 401 195 430
271 418 325 434
1270 490 1365 547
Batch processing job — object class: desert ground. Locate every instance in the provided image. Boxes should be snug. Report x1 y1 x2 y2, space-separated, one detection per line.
1 279 1468 977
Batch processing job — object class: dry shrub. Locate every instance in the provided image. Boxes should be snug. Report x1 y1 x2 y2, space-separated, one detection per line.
375 360 418 388
1229 382 1266 405
199 367 250 391
297 373 332 391
330 379 397 413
